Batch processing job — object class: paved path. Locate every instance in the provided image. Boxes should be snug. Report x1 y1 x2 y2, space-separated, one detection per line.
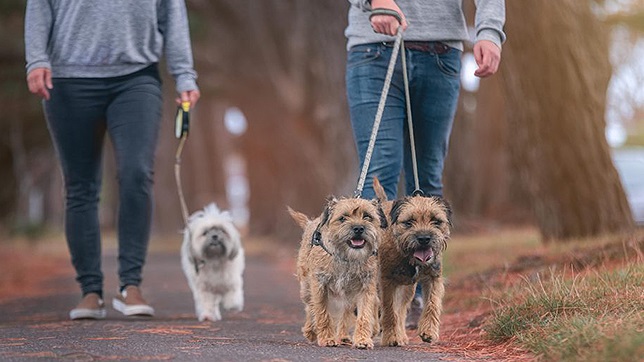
0 247 450 361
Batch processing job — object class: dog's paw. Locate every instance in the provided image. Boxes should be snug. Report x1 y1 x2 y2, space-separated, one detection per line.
198 312 221 322
381 334 407 347
353 338 374 350
225 304 243 312
419 331 438 343
317 337 338 347
302 328 317 342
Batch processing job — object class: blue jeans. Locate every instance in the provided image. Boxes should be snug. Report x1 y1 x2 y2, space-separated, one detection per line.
346 42 461 200
44 65 163 296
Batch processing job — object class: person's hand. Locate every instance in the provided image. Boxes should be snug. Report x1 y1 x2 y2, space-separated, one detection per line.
27 67 53 100
175 89 201 108
473 40 501 78
370 0 408 36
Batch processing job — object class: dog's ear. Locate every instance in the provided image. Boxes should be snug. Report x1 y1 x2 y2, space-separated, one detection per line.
311 196 336 246
390 197 408 224
320 196 337 227
287 206 309 229
371 199 388 229
433 196 453 227
372 177 388 203
228 243 239 260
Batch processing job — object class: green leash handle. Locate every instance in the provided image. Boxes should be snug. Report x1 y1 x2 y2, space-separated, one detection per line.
369 8 403 25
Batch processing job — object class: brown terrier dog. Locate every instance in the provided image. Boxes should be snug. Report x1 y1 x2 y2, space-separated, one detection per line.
374 179 452 346
288 197 386 349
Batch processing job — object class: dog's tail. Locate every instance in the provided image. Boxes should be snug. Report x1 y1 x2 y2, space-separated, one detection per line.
287 206 309 230
373 177 388 203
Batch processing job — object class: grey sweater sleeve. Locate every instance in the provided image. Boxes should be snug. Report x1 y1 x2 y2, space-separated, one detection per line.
475 0 506 48
24 0 52 74
159 0 199 93
348 0 371 11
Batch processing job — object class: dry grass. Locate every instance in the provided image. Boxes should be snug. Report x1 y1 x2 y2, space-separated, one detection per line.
439 228 644 362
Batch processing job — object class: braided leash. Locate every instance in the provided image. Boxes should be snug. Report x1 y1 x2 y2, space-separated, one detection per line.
355 8 423 197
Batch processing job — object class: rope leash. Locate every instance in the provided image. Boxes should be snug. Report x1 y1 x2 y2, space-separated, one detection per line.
354 28 403 198
400 37 422 195
354 10 423 197
175 101 191 225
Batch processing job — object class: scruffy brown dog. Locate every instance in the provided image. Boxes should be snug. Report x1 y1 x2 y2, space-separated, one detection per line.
374 179 452 346
288 197 386 349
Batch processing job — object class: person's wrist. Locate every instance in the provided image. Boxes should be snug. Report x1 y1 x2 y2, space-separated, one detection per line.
372 0 397 8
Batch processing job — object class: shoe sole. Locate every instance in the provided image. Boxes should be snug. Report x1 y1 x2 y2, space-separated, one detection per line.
70 308 107 320
112 298 155 316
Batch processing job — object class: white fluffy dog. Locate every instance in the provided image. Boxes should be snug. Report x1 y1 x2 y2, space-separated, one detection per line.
181 203 245 322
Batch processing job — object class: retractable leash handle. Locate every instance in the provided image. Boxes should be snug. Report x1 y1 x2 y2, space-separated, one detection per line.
175 101 191 139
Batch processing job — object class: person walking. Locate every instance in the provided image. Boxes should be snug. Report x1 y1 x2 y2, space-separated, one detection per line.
25 0 200 320
345 0 505 326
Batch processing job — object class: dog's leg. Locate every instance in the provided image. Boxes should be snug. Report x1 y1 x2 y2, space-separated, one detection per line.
302 304 317 342
299 279 317 342
371 295 381 338
395 284 414 345
338 307 354 345
380 279 406 346
309 279 337 347
222 279 244 312
417 276 444 343
197 291 222 322
352 282 377 349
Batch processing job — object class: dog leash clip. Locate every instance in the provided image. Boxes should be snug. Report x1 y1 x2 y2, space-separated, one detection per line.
175 101 191 139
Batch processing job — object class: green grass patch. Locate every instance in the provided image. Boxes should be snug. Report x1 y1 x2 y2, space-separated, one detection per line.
486 263 644 361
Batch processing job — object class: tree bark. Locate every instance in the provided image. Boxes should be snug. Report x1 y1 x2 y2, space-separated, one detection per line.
501 0 634 240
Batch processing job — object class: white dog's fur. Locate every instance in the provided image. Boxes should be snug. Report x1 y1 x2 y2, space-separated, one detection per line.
181 203 245 322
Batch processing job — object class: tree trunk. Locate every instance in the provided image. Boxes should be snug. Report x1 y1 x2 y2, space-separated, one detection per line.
501 0 634 240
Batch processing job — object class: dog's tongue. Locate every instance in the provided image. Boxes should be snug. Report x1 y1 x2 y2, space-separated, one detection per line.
413 248 434 262
351 239 366 247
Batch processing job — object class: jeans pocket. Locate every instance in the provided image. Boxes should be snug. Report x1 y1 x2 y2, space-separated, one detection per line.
347 44 382 69
435 49 462 78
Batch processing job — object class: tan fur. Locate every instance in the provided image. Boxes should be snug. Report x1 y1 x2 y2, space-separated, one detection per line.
378 194 451 346
288 197 385 349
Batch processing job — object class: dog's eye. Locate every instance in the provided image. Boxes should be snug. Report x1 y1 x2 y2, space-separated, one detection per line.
338 216 347 222
363 214 373 221
431 217 443 226
402 220 414 228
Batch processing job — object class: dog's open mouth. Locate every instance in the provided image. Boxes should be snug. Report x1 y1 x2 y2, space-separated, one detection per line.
413 247 434 263
348 238 366 249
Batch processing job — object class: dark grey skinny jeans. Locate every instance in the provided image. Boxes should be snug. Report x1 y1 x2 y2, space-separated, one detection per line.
44 65 162 296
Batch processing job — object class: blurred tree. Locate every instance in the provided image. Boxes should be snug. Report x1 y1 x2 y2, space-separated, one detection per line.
0 0 59 234
501 0 634 240
168 0 355 235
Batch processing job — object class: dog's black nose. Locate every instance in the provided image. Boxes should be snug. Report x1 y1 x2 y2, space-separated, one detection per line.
417 235 431 245
352 226 365 235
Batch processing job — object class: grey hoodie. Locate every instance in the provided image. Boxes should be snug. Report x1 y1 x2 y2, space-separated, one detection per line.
25 0 198 92
346 0 506 51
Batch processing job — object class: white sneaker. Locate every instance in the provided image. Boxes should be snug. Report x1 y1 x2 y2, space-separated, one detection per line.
112 285 155 316
70 293 107 320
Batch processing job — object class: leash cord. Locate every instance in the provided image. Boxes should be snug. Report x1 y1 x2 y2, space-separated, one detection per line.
354 29 404 198
175 134 190 225
354 26 421 197
400 37 421 194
